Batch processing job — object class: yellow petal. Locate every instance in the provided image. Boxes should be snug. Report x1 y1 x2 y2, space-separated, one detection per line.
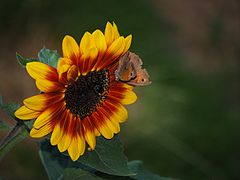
78 132 86 156
112 22 120 40
23 93 63 111
67 133 84 161
51 122 63 146
68 136 80 161
33 102 63 129
106 36 124 57
57 114 73 152
109 84 137 105
36 79 63 93
107 118 120 134
50 110 68 145
92 112 113 139
57 58 73 73
68 132 86 161
84 131 96 150
81 47 98 75
99 109 120 134
80 32 96 55
105 101 128 123
104 22 115 46
123 34 132 54
122 83 134 90
62 35 79 60
15 106 41 120
82 118 96 150
121 90 137 105
92 29 107 54
94 128 101 136
67 65 78 83
98 37 125 70
98 124 113 139
58 61 71 84
58 64 71 77
30 123 53 138
115 104 128 123
58 130 72 152
26 62 58 81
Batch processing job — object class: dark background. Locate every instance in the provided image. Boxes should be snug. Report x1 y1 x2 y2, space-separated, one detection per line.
0 0 240 179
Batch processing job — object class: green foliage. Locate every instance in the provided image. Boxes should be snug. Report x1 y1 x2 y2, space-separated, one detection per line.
16 47 59 68
39 141 65 180
63 168 104 180
16 53 38 67
38 47 59 68
39 136 132 179
128 161 174 180
78 136 133 176
39 138 174 180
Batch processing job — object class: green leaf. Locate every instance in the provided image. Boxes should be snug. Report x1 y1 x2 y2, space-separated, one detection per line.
39 140 96 180
127 161 175 180
0 120 10 131
63 168 104 180
78 135 134 176
39 141 64 180
17 48 59 68
16 53 38 67
38 47 59 68
39 141 174 180
40 136 133 178
62 162 175 180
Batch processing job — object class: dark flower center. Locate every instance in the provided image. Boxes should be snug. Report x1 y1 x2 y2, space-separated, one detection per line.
64 69 110 119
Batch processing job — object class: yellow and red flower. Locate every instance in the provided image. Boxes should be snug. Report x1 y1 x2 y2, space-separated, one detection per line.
15 22 137 161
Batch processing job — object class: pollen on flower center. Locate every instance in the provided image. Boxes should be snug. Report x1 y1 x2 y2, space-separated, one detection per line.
64 69 110 119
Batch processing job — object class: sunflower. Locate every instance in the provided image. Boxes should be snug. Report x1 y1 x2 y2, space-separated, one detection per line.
14 22 137 161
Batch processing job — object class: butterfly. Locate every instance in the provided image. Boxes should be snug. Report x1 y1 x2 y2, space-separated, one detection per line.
115 51 151 86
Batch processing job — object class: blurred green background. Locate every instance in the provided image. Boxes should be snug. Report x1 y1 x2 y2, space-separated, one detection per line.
0 0 240 179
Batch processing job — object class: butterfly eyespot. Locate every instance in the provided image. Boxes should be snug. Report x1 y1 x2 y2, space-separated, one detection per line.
141 79 145 82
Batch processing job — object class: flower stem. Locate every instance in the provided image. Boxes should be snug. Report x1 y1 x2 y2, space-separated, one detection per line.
0 122 28 161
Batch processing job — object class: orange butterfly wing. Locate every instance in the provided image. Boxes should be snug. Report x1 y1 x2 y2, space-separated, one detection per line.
115 51 151 86
115 51 137 81
127 68 151 86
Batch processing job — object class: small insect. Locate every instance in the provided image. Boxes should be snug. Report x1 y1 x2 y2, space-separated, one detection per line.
115 51 151 86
